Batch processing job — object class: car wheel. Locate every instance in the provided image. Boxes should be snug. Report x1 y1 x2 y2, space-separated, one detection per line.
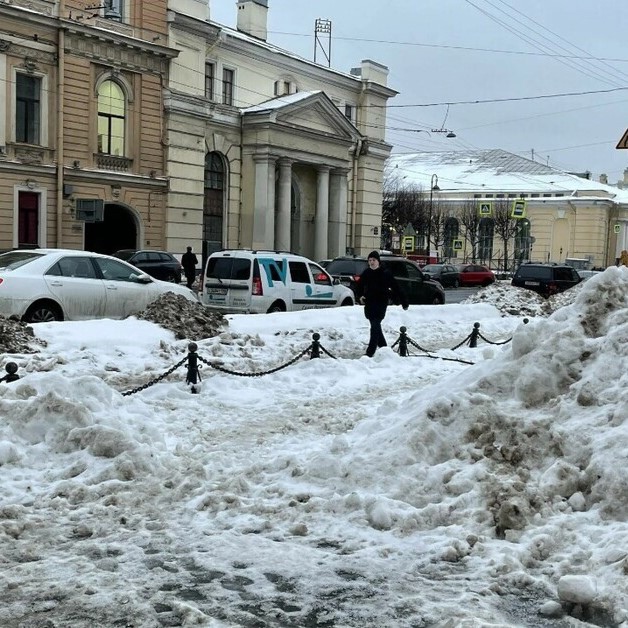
341 298 353 307
482 279 493 287
165 272 177 283
432 295 444 305
24 301 63 323
267 301 286 314
453 279 459 288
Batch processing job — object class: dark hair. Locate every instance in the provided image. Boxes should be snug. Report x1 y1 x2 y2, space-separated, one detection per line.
367 250 380 261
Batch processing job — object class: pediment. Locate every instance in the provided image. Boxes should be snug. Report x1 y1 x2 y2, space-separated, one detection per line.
241 91 361 142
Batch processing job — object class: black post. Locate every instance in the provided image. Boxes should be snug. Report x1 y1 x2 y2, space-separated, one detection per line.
310 333 321 359
186 342 200 393
469 322 480 348
0 362 19 383
398 326 408 357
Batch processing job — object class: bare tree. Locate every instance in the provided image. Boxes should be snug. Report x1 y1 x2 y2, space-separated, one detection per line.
493 200 520 271
382 177 424 248
457 200 482 262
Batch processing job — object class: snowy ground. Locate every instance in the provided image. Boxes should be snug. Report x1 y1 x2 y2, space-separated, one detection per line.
1 270 628 627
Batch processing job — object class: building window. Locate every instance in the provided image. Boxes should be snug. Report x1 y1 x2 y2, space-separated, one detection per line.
18 191 39 247
16 74 41 144
478 217 494 262
443 218 460 259
203 152 225 268
514 219 531 263
97 80 126 156
222 68 234 106
205 63 215 100
104 0 124 21
344 104 354 123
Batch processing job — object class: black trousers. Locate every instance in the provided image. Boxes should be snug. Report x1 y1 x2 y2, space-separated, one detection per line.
365 302 388 357
185 272 195 289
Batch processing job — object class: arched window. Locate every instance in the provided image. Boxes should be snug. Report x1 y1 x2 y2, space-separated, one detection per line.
443 217 460 259
97 80 126 156
203 152 226 264
478 217 494 262
514 219 531 263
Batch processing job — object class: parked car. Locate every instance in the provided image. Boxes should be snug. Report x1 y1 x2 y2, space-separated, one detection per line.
200 250 354 314
326 254 445 305
576 269 603 282
0 249 199 323
456 264 496 287
421 263 460 288
113 249 183 283
511 263 581 297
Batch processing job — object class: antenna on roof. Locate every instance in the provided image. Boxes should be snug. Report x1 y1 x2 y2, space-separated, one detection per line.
314 18 332 67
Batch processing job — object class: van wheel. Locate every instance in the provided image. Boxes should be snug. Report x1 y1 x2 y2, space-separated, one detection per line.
341 298 353 307
267 301 286 314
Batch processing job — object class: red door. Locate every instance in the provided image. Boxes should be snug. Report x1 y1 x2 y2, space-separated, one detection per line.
18 192 39 247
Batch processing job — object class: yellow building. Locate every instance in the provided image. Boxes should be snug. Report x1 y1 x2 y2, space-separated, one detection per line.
386 150 628 269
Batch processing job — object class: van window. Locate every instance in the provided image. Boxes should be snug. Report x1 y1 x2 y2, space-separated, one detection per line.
289 261 311 284
206 257 251 280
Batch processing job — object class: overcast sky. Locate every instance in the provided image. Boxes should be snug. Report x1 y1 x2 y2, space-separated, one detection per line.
211 0 628 184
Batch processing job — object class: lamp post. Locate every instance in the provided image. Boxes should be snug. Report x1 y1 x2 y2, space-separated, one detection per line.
428 174 440 262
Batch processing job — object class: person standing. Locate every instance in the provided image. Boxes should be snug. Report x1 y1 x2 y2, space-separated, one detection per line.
357 251 408 357
181 246 198 289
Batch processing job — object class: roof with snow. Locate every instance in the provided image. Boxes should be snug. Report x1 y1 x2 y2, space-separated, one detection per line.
386 149 628 203
241 91 322 114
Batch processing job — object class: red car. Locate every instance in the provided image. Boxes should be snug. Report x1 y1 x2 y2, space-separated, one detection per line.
456 264 496 287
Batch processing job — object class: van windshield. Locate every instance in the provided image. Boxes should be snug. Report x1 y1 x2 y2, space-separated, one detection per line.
206 257 251 280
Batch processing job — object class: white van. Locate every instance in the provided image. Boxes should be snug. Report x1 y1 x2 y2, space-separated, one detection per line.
200 250 355 314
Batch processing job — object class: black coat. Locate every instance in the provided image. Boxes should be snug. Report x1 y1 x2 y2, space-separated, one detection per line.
181 252 198 273
357 265 408 319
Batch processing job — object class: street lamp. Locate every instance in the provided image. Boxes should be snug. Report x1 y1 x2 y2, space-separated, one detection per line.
428 174 440 261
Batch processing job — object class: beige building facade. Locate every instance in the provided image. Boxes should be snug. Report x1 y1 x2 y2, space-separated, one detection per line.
0 0 178 255
166 0 396 267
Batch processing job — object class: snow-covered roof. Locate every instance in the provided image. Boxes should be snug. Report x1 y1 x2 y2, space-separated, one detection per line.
387 149 628 203
241 90 322 114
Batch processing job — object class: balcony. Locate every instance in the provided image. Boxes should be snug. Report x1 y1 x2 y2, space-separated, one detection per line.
95 154 133 172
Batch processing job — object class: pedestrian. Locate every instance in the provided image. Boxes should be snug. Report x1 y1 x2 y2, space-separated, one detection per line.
357 250 408 357
620 250 628 267
181 246 198 289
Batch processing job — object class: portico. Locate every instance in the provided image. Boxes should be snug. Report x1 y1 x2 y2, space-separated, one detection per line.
243 91 360 259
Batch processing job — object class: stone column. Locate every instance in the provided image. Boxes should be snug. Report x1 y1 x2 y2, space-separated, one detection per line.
275 159 293 252
314 166 330 261
252 155 272 249
265 157 276 249
328 168 349 258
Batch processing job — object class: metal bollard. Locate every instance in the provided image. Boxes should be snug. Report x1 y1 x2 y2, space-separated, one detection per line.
0 362 19 383
186 342 201 393
469 322 481 348
398 326 408 357
310 333 321 359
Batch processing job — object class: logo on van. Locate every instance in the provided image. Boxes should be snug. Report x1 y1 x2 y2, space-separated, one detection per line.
258 257 288 287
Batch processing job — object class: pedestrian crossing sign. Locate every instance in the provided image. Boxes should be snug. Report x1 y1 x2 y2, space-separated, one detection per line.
453 239 463 251
511 199 527 219
614 224 621 234
478 202 492 216
403 235 415 251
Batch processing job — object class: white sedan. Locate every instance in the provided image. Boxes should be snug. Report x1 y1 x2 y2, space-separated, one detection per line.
0 249 200 323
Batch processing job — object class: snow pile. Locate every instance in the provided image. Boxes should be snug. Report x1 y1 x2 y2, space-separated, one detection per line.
0 315 45 354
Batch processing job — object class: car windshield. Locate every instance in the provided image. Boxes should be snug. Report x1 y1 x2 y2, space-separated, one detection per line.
0 251 45 270
422 265 442 273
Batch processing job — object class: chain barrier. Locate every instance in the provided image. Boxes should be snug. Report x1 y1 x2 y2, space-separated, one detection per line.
121 356 188 396
197 346 312 377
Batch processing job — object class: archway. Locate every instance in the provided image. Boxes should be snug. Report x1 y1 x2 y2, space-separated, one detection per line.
84 203 137 254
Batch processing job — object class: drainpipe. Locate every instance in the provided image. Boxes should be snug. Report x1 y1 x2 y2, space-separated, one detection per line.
350 139 362 254
55 0 65 247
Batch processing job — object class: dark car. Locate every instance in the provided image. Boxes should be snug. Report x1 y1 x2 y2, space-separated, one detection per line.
511 263 581 298
421 263 460 288
456 264 496 287
326 255 445 305
113 249 183 283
